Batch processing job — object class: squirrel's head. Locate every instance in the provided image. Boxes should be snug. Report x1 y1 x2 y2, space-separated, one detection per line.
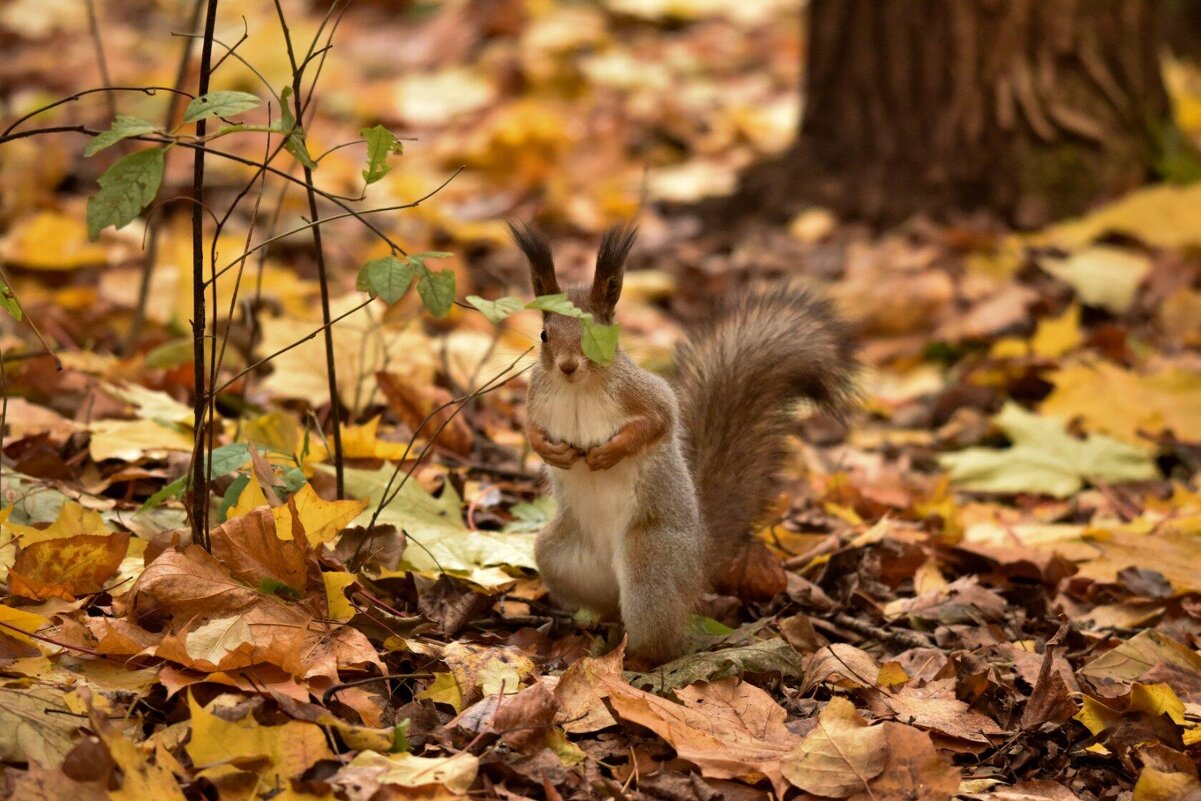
509 221 636 384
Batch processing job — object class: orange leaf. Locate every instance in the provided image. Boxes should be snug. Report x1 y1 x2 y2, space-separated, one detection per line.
9 532 130 600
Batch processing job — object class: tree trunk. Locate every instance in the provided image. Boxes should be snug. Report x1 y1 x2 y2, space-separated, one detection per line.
749 0 1171 227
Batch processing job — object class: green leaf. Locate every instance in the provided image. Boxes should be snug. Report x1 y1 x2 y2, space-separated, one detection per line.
277 86 316 169
0 283 22 321
281 466 307 493
392 720 411 753
581 321 620 366
218 473 250 523
256 577 303 600
86 147 165 240
417 267 456 318
688 614 735 637
184 90 261 123
358 256 415 304
938 402 1158 497
207 443 251 477
525 293 590 319
142 441 253 510
502 496 556 533
141 475 186 510
85 115 160 157
466 295 524 324
361 124 404 184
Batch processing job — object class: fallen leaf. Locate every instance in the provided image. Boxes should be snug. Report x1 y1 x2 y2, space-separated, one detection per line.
939 402 1157 497
0 685 81 767
1080 631 1201 684
602 675 800 796
553 641 625 733
186 694 333 784
1039 246 1151 314
1042 361 1201 447
781 697 886 796
631 638 803 692
210 506 313 597
334 750 479 796
9 532 130 600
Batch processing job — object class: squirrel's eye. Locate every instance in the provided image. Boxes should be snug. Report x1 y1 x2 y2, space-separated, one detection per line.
540 329 548 343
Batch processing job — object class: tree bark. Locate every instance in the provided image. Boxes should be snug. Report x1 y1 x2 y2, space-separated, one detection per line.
744 0 1171 227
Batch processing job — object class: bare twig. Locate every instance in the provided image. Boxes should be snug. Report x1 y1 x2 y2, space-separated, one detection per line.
188 0 220 552
273 0 344 498
83 0 118 120
1 87 193 138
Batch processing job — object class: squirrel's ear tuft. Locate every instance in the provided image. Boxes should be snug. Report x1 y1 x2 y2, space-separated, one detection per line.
591 222 636 320
508 220 560 297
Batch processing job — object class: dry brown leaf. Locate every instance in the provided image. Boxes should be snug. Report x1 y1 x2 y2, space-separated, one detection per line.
842 723 959 801
553 640 626 733
127 546 260 623
801 643 880 693
377 370 474 455
873 681 1005 744
601 674 799 796
781 697 886 797
209 507 315 598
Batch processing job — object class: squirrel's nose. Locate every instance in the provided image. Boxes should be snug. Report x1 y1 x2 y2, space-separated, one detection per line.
558 359 579 376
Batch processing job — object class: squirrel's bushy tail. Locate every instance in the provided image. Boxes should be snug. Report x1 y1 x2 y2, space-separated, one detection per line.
675 286 857 566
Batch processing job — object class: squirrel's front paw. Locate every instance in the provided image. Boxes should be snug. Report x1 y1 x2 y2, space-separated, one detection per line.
585 442 625 471
537 439 582 469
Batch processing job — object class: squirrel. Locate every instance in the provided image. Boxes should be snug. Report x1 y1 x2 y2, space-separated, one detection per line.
512 222 857 664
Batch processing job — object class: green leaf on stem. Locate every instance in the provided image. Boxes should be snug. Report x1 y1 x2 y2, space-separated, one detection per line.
0 283 22 321
357 256 416 304
184 90 261 123
85 115 160 157
275 86 316 169
526 293 590 319
140 442 253 510
417 267 456 318
466 295 524 323
86 147 165 240
361 124 404 184
581 321 620 366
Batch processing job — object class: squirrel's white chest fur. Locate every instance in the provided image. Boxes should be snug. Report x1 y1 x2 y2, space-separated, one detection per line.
535 377 625 449
532 379 639 602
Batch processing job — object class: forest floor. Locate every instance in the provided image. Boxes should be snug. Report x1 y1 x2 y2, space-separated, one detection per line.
1 1 1201 800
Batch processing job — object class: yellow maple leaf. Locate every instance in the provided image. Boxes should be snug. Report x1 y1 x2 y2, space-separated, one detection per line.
1043 360 1201 447
276 484 367 544
186 693 333 780
309 416 411 462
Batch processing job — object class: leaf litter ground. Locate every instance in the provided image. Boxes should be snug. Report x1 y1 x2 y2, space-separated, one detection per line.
1 1 1201 799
